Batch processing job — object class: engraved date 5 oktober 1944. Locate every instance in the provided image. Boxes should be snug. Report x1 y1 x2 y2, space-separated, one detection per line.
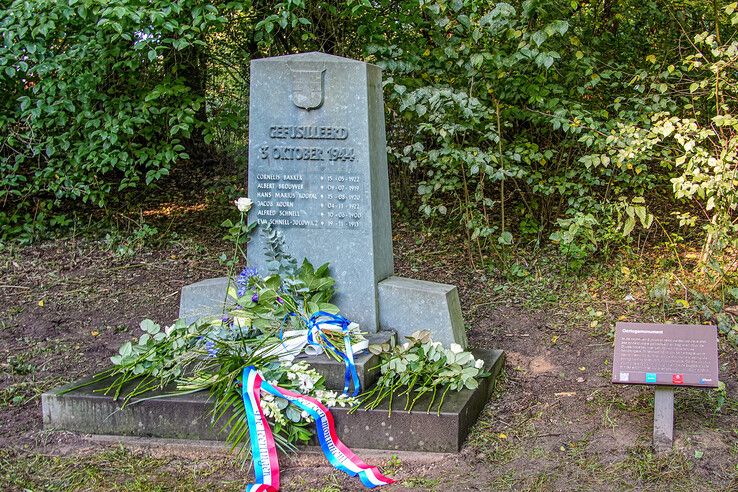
259 145 355 162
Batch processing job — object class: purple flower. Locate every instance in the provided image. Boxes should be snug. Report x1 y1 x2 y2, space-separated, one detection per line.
277 296 284 304
221 315 229 323
236 266 258 297
252 293 259 302
204 340 218 358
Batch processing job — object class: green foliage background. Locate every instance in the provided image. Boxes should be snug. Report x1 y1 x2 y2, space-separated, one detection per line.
1 0 737 279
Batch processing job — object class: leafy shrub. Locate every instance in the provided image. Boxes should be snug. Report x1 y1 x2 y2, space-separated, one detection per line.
0 0 242 241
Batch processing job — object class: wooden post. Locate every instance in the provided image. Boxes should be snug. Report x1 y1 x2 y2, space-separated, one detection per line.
653 387 674 452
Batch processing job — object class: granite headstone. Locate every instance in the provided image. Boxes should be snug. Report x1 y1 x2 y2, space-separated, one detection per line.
179 52 468 348
246 52 393 333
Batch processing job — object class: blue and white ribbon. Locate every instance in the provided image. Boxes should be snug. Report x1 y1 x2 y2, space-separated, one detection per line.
241 366 394 491
305 311 361 397
277 311 363 397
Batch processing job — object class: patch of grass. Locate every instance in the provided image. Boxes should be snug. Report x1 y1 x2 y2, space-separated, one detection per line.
401 476 440 490
467 405 538 465
0 381 42 408
487 469 518 489
589 387 653 416
0 446 243 491
382 454 402 475
4 354 37 375
306 471 343 492
614 446 694 488
676 385 738 418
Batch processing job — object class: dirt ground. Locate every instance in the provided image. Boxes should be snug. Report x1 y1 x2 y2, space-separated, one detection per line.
1 196 737 491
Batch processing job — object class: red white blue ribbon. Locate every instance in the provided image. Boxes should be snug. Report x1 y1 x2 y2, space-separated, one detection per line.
241 366 394 491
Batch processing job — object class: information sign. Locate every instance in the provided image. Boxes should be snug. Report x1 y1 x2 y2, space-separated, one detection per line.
612 322 719 388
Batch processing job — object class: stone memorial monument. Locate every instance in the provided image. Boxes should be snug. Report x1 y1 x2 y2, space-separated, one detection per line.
181 52 467 348
42 53 503 453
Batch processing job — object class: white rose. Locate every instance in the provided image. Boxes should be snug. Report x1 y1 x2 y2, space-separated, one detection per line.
298 373 315 392
450 343 464 354
475 358 484 369
235 197 253 212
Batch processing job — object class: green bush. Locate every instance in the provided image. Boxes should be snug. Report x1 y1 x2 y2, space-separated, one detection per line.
0 0 238 241
1 0 737 286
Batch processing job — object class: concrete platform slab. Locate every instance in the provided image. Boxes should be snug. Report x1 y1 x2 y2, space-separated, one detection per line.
42 349 504 453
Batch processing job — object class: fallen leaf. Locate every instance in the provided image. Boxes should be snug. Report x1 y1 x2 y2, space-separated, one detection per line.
724 306 738 316
555 392 577 397
37 300 44 307
498 433 507 440
91 330 100 337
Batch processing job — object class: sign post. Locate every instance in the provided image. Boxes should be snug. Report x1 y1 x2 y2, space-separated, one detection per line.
611 323 719 452
653 387 674 452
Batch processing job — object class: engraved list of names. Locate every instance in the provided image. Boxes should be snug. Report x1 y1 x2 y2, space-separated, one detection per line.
253 124 367 231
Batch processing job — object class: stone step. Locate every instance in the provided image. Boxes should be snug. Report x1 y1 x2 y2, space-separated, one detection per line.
42 349 504 453
296 330 395 392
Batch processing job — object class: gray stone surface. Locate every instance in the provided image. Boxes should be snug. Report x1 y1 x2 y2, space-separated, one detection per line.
653 387 674 452
179 52 473 348
42 349 504 452
298 331 394 392
178 276 230 325
247 52 393 333
378 276 468 348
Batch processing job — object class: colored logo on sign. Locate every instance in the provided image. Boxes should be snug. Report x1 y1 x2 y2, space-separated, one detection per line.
645 373 657 383
699 378 713 384
619 372 629 382
672 374 684 384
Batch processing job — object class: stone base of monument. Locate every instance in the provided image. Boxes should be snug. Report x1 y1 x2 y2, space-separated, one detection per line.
42 349 503 453
295 330 395 392
179 275 468 348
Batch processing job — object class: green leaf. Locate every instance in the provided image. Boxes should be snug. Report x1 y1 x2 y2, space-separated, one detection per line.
550 20 569 35
317 303 339 314
119 341 133 357
622 216 636 236
140 319 160 334
532 30 547 47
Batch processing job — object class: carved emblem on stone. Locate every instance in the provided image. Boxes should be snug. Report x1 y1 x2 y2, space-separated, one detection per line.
290 68 325 110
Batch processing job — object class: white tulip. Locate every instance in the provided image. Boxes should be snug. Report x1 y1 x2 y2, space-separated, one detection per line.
450 343 464 354
235 197 253 212
475 358 485 369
